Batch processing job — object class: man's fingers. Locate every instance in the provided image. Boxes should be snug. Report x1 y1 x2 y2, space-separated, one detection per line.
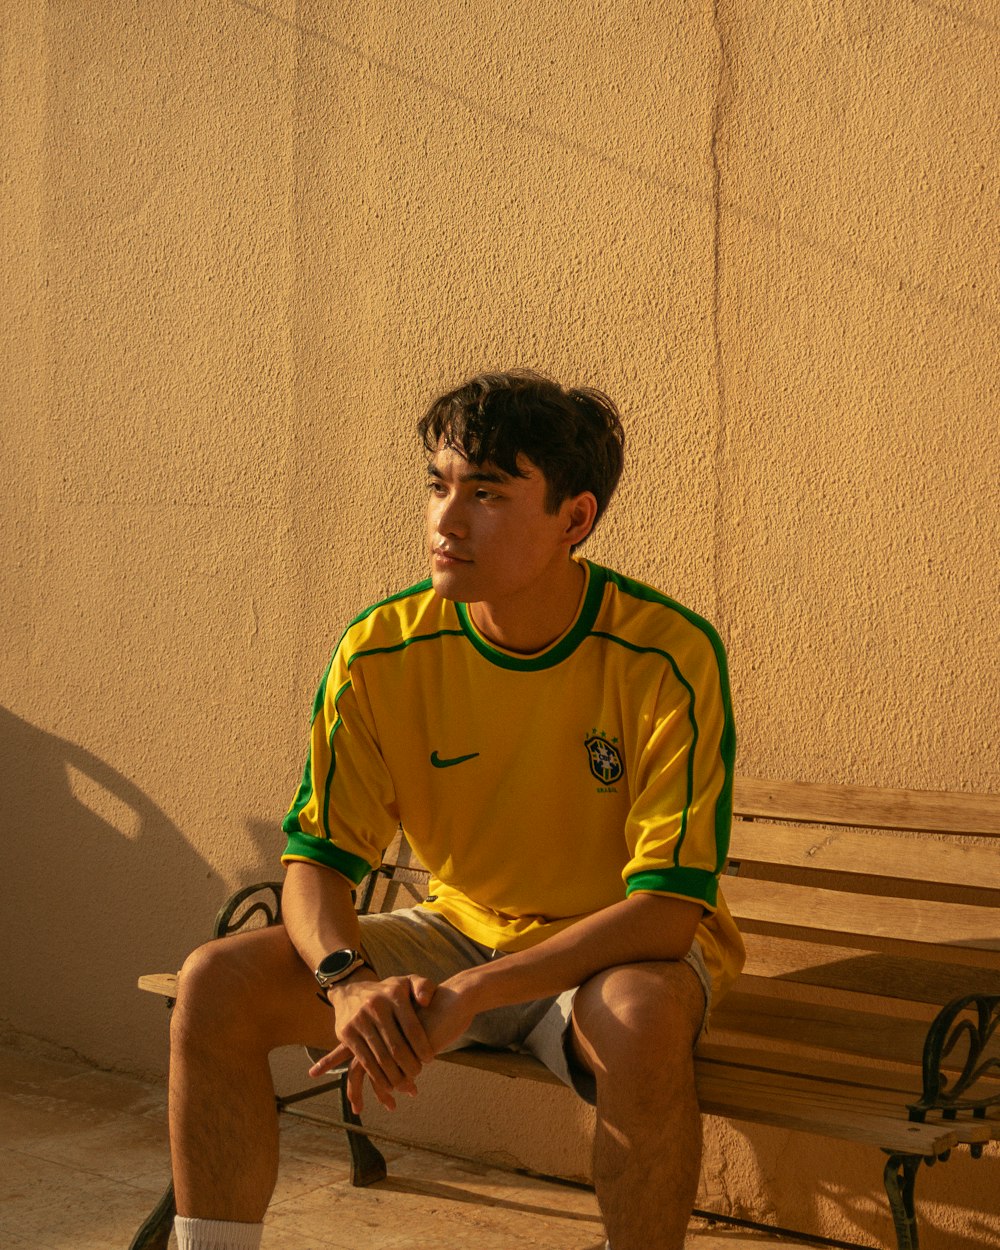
318 974 437 1099
349 992 432 1079
346 1059 366 1113
308 1044 350 1078
410 976 437 1009
392 990 436 1065
347 1057 400 1113
352 1029 417 1103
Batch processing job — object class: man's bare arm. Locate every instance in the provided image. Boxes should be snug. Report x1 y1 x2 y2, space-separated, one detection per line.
282 861 436 1109
444 892 702 1017
281 860 366 968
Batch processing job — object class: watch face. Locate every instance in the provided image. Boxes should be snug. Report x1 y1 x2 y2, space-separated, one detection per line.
316 949 359 982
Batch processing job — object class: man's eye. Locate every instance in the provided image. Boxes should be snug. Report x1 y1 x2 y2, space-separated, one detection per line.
475 490 499 501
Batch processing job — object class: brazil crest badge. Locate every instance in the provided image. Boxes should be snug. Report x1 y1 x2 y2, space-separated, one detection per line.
585 732 624 785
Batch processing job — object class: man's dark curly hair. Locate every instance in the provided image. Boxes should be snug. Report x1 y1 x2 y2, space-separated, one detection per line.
417 370 625 544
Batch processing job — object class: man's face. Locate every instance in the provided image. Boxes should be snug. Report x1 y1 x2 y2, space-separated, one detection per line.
426 443 578 609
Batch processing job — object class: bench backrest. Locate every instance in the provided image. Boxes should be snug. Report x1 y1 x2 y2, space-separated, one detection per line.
716 779 1000 1090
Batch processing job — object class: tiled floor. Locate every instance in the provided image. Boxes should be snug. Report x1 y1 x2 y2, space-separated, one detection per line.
0 1043 809 1249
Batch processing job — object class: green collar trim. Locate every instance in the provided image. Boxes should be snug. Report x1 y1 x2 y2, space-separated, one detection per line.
456 561 607 671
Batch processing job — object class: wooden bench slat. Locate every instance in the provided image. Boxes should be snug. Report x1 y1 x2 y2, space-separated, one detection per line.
700 1065 1000 1135
734 777 1000 836
728 820 1000 890
695 1042 922 1091
732 973 942 1022
695 1074 987 1153
443 1049 996 1152
139 973 178 997
441 1047 563 1084
711 993 943 1066
739 933 1000 1004
137 970 980 1080
445 1042 927 1101
725 877 1000 966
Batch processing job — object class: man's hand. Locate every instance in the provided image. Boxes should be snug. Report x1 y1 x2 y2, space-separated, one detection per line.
309 974 437 1110
309 974 480 1113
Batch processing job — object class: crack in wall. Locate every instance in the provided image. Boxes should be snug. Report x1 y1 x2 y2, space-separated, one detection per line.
710 0 731 635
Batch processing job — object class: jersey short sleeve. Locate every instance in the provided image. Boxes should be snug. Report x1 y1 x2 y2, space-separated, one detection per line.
280 641 399 885
619 601 735 912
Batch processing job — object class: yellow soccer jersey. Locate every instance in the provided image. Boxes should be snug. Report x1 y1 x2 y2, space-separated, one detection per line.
282 560 745 999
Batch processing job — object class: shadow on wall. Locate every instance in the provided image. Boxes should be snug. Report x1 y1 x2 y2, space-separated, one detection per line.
0 706 217 1073
246 817 288 870
804 1152 1000 1250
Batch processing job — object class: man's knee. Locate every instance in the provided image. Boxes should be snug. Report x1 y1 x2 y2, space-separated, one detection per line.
570 961 704 1090
171 927 299 1049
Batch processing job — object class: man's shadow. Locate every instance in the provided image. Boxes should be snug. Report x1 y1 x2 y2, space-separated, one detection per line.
0 706 221 1075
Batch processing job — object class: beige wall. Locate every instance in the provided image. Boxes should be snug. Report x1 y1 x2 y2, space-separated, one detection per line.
2 2 996 1245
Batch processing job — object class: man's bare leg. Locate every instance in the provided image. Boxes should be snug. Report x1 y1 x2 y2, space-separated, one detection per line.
570 961 705 1250
169 924 338 1220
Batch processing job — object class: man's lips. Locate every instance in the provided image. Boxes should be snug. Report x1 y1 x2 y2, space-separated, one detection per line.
432 547 472 564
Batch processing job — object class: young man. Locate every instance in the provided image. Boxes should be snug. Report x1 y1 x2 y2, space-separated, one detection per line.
168 371 743 1250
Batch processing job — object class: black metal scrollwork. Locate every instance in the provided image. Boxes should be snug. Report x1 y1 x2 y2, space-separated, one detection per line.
212 881 284 939
908 993 1000 1124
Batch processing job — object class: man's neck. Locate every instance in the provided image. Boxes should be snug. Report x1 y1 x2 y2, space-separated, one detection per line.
469 559 587 655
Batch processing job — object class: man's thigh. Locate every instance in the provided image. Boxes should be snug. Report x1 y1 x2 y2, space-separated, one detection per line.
358 907 490 985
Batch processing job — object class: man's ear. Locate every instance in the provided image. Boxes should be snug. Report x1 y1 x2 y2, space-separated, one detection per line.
564 492 599 547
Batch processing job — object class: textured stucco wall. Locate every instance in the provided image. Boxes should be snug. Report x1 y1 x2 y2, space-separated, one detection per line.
2 2 997 1245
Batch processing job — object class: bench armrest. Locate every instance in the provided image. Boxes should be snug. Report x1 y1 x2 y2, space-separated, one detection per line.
213 881 284 939
909 993 1000 1123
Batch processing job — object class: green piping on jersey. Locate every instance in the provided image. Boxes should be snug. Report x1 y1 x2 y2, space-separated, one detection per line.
345 630 465 669
589 629 699 866
322 631 465 832
625 866 719 909
344 576 435 631
321 678 354 838
597 566 737 878
316 635 470 840
282 578 439 845
282 830 372 885
454 563 607 670
312 577 435 725
319 629 467 832
282 752 315 835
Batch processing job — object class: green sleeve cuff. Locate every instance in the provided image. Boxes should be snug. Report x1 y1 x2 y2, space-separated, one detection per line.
281 830 373 885
625 866 719 909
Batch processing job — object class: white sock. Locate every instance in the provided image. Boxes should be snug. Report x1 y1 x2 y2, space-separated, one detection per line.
173 1216 264 1250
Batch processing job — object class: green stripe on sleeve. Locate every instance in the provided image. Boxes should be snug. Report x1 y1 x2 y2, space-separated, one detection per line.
283 752 314 834
281 830 373 885
321 679 353 837
598 565 737 876
625 867 719 909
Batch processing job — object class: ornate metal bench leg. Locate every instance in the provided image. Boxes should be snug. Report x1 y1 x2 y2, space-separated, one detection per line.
338 1073 388 1186
883 1154 922 1250
127 1178 176 1250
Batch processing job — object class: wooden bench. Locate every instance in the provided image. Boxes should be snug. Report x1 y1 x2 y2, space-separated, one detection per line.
131 777 1000 1250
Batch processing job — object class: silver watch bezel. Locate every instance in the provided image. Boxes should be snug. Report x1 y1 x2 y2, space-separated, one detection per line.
314 948 365 988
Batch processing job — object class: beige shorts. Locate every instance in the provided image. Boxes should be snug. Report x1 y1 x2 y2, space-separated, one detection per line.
355 905 712 1105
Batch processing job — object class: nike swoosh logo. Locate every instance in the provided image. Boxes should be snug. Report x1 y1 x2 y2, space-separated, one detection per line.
430 750 480 769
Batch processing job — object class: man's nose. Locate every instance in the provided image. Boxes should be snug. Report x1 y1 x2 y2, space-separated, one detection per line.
434 494 468 538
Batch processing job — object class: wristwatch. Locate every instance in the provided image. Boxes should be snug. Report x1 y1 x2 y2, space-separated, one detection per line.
314 948 368 990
